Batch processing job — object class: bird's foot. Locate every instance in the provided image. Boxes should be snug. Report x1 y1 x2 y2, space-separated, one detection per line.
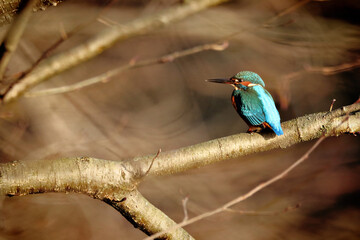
247 126 263 134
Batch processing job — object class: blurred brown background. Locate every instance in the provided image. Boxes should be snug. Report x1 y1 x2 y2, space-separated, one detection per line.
0 0 359 239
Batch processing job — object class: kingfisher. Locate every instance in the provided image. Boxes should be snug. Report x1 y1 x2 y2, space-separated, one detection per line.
207 71 283 135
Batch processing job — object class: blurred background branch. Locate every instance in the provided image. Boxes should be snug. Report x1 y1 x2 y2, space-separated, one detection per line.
8 0 313 100
1 0 229 103
25 40 229 97
0 0 38 81
0 0 62 26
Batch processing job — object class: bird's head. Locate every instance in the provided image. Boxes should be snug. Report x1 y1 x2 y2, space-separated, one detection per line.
207 71 265 90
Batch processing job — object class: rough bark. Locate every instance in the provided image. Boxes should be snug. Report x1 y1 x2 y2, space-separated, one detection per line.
134 102 360 176
0 103 359 239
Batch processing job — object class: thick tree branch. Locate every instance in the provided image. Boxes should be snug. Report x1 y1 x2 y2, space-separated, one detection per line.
0 156 137 197
145 134 326 240
1 0 229 103
105 190 195 240
0 156 194 239
1 103 359 195
0 103 359 239
134 102 360 176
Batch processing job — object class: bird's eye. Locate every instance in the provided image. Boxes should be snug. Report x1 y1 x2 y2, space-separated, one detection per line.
231 78 239 83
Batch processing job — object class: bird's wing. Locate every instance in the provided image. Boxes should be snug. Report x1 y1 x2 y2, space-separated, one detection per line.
254 86 283 135
233 92 266 126
241 105 265 126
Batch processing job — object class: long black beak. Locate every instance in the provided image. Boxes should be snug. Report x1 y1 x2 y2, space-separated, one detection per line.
206 78 231 84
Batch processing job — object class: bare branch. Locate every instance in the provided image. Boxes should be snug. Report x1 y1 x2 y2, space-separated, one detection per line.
6 1 120 85
304 57 360 75
25 41 228 97
224 203 301 216
97 16 119 27
0 157 137 197
0 156 194 239
1 0 314 102
1 104 358 196
105 190 195 240
0 103 359 239
0 0 38 81
283 58 360 82
5 22 87 88
1 0 230 103
134 102 360 177
143 134 327 240
279 58 360 109
144 101 357 240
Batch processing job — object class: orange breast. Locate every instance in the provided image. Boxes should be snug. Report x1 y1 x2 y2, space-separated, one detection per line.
231 95 237 110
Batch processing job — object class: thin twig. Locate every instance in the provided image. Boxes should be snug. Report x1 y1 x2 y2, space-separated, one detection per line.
304 58 360 75
329 99 336 112
25 41 228 97
97 17 119 27
224 203 301 216
143 149 161 177
263 0 312 28
59 22 68 40
182 197 189 222
283 58 360 82
0 0 38 81
280 58 360 109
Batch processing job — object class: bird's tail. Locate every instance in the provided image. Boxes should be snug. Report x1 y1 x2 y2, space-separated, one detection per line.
273 126 284 136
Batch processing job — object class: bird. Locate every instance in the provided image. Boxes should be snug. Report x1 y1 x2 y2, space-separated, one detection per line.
207 71 283 135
